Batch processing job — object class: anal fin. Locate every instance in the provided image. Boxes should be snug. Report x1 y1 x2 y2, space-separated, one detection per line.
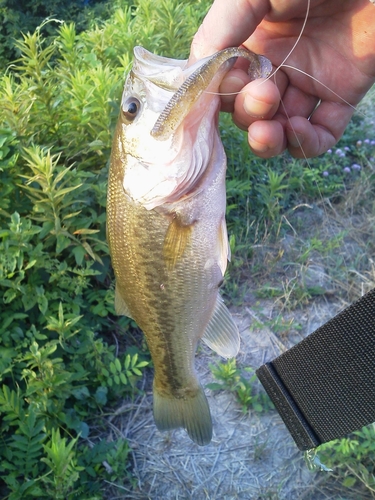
201 294 240 358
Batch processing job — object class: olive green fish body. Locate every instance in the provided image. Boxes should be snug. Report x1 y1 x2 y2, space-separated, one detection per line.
107 46 271 445
108 124 227 444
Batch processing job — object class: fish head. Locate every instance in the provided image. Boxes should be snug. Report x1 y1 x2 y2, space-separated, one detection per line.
112 46 271 210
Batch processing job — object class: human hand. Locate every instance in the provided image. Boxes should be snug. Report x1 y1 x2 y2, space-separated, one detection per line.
190 0 375 158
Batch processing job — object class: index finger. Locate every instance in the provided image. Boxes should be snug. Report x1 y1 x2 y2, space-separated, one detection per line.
189 0 270 63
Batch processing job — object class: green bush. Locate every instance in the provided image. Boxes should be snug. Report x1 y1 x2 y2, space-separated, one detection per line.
0 0 113 66
0 0 210 497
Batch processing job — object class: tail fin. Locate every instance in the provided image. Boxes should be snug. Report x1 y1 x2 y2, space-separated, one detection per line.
153 385 212 446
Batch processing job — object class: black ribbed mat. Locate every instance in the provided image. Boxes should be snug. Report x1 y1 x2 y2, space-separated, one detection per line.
256 288 375 450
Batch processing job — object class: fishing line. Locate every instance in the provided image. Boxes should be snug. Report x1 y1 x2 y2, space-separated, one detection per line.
280 65 362 116
207 0 363 297
203 0 310 96
270 0 354 298
203 0 362 117
203 71 363 118
264 0 311 83
203 0 368 225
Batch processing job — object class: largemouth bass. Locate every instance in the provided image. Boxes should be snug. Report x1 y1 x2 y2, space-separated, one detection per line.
107 46 271 445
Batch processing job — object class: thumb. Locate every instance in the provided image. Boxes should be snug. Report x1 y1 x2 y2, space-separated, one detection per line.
189 0 270 64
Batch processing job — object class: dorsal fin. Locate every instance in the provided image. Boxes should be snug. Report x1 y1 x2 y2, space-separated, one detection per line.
201 294 239 358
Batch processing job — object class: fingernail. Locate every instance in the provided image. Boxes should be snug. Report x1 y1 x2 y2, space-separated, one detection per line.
288 132 304 148
226 76 245 87
248 134 269 153
244 95 265 117
220 76 246 104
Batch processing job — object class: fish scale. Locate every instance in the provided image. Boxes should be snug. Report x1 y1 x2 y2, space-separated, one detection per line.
108 159 214 392
107 45 272 445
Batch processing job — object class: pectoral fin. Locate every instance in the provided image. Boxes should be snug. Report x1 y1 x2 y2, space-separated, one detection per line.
201 294 239 358
114 285 133 319
163 214 194 270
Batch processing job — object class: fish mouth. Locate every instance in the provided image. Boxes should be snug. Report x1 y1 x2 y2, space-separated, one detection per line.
150 47 272 141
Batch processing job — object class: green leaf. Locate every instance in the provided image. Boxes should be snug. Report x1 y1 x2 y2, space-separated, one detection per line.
206 383 224 391
72 386 90 400
3 289 17 304
131 352 138 368
22 291 38 311
1 313 28 329
0 348 17 376
37 294 48 315
114 358 121 372
78 421 90 439
73 228 99 235
94 386 108 406
56 233 71 254
252 402 263 412
25 259 37 270
136 361 149 368
39 220 54 239
124 354 130 371
342 476 357 488
72 245 86 266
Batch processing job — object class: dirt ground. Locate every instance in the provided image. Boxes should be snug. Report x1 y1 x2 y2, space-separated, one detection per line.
106 288 345 500
105 91 375 500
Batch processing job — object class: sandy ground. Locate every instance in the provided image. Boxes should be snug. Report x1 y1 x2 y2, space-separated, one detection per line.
106 296 346 500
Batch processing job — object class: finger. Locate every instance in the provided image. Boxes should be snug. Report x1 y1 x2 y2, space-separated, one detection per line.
285 101 355 158
219 69 252 112
189 0 270 63
278 84 321 124
231 77 281 128
247 120 286 157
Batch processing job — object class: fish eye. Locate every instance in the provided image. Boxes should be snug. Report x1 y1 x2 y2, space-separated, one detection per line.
122 97 141 123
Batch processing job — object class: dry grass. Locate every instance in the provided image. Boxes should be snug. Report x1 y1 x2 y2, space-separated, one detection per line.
102 301 340 500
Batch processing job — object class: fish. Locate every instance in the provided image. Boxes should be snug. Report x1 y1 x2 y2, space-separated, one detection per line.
107 46 272 445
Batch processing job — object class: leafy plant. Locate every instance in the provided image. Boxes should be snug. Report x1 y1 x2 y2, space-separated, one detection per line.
41 428 84 500
0 0 113 66
318 424 375 494
208 359 273 413
0 1 211 497
106 352 149 388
